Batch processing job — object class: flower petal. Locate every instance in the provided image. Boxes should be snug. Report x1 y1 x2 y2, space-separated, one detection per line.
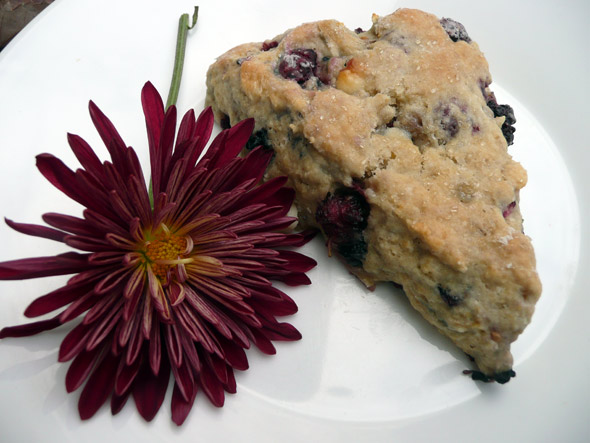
115 353 143 396
217 335 249 371
67 133 105 182
35 154 85 205
0 252 91 280
237 176 290 210
141 81 165 163
78 350 119 420
147 267 172 322
94 266 132 295
164 323 183 369
58 290 97 323
155 106 177 193
199 360 225 407
170 357 194 403
248 327 276 355
111 390 131 415
261 320 302 342
168 280 186 306
5 218 67 242
88 100 128 169
171 380 197 426
82 292 119 325
132 356 170 422
276 250 318 273
149 318 162 375
65 346 103 393
124 313 144 366
220 147 273 192
59 321 92 362
202 118 255 170
64 235 112 252
43 212 100 237
174 109 196 154
263 229 317 248
188 107 214 165
0 315 62 339
24 279 94 318
267 271 312 286
85 301 122 352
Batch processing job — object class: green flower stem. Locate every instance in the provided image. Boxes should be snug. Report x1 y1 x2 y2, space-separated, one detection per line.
166 6 199 109
150 6 199 208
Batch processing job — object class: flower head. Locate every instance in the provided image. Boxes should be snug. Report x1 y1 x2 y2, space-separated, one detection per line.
0 82 316 424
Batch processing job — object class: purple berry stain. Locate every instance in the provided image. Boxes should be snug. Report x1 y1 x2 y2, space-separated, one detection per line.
502 201 516 218
438 105 459 138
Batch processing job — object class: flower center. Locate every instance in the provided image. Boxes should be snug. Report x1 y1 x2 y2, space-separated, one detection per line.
143 227 191 282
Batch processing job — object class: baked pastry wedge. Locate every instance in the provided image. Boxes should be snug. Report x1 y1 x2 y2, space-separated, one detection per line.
205 8 542 381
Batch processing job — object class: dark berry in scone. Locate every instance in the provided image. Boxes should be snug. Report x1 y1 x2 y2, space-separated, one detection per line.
440 17 471 43
316 187 370 267
205 8 541 380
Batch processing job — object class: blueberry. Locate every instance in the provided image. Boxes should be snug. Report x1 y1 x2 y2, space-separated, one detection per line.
440 18 471 43
316 187 371 267
220 114 231 130
493 369 516 384
491 103 516 126
465 370 491 382
316 187 370 238
336 239 368 268
438 105 460 138
236 56 252 66
437 285 462 307
501 125 516 145
463 369 516 384
245 128 273 151
278 49 318 85
487 96 517 146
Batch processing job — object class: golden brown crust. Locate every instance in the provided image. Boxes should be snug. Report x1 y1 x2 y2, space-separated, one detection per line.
205 8 541 376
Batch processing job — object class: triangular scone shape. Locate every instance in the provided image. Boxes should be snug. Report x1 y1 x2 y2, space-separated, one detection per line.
206 8 542 379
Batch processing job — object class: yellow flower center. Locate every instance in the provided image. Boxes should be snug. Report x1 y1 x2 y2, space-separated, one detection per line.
143 227 191 282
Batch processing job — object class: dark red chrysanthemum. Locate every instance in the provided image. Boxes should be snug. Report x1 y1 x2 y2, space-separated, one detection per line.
0 82 316 425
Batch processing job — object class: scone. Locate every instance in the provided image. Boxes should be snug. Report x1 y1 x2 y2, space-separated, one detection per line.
205 8 541 381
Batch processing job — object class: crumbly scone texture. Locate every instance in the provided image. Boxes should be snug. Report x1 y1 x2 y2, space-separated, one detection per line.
205 8 542 378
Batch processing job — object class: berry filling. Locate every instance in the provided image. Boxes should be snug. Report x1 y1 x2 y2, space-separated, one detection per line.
316 187 370 267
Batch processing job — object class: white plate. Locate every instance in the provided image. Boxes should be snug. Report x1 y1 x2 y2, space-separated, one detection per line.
1 0 588 441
